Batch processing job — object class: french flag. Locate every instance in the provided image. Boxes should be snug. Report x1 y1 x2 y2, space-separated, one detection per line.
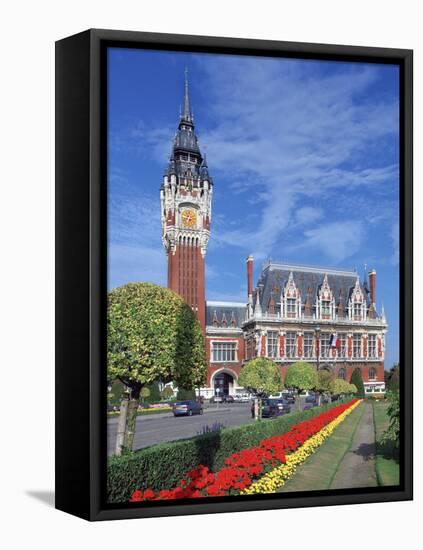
330 333 341 348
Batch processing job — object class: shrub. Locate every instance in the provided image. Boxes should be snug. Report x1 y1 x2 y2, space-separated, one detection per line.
350 368 365 398
107 399 350 503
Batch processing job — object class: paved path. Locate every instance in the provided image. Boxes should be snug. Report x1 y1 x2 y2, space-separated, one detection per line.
330 401 377 490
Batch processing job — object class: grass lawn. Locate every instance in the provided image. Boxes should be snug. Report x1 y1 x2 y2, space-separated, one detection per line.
278 401 365 493
372 400 400 486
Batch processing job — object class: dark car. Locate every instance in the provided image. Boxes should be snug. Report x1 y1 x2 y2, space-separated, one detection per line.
262 399 283 418
303 395 318 410
223 395 234 403
305 395 317 403
275 399 291 415
173 400 203 416
283 393 296 404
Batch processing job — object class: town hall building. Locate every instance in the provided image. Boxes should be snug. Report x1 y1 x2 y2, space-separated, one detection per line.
160 73 387 399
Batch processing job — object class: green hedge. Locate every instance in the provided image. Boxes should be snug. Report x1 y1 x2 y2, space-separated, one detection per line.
107 399 350 503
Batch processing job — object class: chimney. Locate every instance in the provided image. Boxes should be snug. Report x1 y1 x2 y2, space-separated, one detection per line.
246 255 254 297
369 269 376 304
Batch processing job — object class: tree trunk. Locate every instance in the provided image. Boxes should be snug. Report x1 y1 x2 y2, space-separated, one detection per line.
115 393 129 456
123 398 139 451
115 381 141 456
254 396 262 421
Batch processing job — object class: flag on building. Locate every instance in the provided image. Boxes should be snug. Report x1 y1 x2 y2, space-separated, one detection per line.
329 333 340 348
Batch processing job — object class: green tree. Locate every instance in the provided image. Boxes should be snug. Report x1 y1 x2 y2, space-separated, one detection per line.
285 362 318 393
385 363 400 392
350 368 365 398
145 381 161 403
348 383 358 395
382 390 400 448
161 385 174 400
238 357 283 421
316 369 334 396
330 378 351 396
176 388 197 400
108 282 207 454
140 386 150 405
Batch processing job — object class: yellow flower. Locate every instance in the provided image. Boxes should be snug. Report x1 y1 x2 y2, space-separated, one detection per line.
241 400 361 495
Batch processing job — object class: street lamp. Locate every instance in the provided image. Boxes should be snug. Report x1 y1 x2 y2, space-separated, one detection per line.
315 325 321 372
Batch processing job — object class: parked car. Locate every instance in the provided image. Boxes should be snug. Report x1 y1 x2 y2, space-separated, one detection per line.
210 395 224 403
234 393 251 402
303 395 318 410
282 392 296 404
223 395 234 403
261 399 282 418
305 395 318 404
173 400 203 416
275 398 291 414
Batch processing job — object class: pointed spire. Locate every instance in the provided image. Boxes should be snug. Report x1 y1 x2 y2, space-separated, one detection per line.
254 288 262 317
380 303 386 322
200 153 209 180
181 67 192 123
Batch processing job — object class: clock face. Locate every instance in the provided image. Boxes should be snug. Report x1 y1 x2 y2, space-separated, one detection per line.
181 209 197 228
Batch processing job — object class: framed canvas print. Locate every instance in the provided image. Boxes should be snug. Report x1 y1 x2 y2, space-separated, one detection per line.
55 29 413 521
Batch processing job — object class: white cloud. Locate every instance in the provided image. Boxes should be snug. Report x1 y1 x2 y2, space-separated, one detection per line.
289 221 365 263
113 56 398 266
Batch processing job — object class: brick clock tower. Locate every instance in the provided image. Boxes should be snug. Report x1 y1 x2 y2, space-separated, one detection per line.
160 71 213 330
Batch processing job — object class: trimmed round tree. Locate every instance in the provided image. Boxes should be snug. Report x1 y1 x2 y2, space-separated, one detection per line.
330 378 350 396
316 369 334 399
108 282 207 454
350 368 365 398
238 357 283 421
285 362 318 405
348 383 358 395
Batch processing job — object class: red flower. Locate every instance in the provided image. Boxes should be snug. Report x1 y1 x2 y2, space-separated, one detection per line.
130 490 143 502
127 400 358 502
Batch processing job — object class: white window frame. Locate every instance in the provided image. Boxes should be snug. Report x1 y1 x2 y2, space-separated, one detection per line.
211 341 238 363
353 334 362 358
368 334 377 358
267 331 278 358
369 366 377 380
286 298 296 317
353 301 362 320
303 332 314 359
320 333 330 358
338 333 347 358
321 299 331 318
286 332 296 358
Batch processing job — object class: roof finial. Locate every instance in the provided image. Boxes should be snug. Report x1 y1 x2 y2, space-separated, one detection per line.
181 67 192 122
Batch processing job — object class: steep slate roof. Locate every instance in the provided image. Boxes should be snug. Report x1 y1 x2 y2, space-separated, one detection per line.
254 263 371 313
206 301 246 328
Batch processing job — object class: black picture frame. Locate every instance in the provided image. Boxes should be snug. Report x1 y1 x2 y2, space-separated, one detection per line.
55 28 413 521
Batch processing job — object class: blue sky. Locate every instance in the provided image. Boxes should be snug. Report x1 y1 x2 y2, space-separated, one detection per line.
107 47 399 369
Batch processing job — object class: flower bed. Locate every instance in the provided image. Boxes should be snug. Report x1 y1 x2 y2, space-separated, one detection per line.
129 399 360 502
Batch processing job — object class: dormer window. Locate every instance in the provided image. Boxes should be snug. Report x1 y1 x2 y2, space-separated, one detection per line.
286 298 296 317
353 302 362 320
321 300 331 318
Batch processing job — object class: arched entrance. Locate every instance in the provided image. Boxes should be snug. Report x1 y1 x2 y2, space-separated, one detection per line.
212 369 238 396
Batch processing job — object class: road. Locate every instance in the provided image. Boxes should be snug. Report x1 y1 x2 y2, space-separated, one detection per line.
107 403 252 455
